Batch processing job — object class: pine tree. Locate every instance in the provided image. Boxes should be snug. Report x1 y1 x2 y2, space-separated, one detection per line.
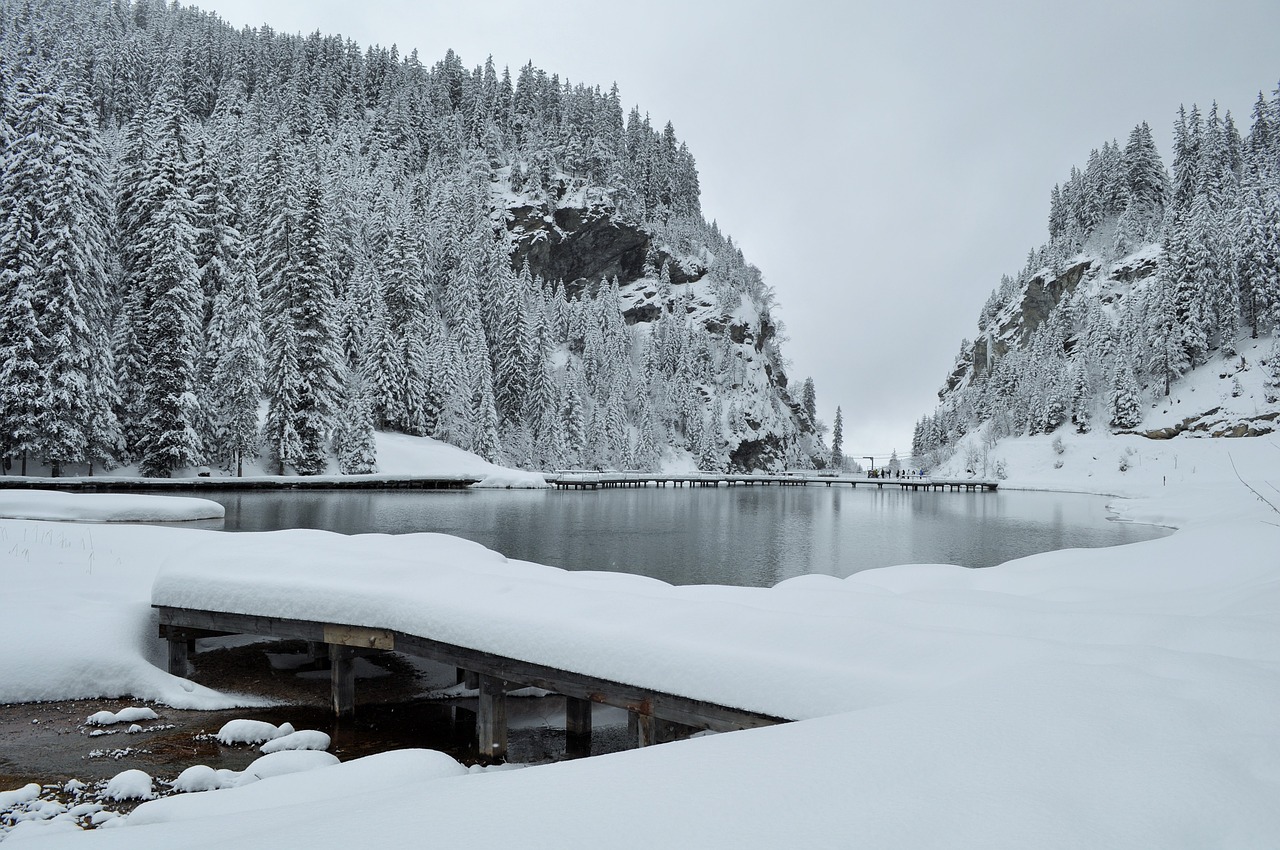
1108 361 1143 429
830 406 844 469
801 378 817 427
334 368 378 474
135 68 205 477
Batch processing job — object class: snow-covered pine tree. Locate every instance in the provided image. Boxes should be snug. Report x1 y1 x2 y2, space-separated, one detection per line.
1108 361 1143 429
0 67 57 475
285 157 343 475
830 406 844 469
36 78 116 475
333 368 378 475
134 67 205 478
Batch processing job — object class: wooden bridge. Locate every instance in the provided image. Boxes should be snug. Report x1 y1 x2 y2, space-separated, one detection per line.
156 606 784 764
547 471 999 492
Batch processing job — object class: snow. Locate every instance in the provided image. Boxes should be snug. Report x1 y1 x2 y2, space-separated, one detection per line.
4 435 1280 847
0 491 224 523
258 730 330 754
214 720 290 746
85 708 158 727
369 432 547 489
169 767 220 794
0 521 273 708
2 432 547 489
233 752 341 787
0 785 41 811
101 771 153 802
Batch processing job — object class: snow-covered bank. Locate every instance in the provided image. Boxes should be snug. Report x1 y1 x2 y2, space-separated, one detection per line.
0 521 268 708
5 433 1280 847
934 429 1280 528
2 432 549 490
0 491 224 523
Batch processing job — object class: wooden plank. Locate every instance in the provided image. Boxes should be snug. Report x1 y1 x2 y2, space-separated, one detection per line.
322 624 395 650
477 674 507 762
156 607 325 642
330 644 356 719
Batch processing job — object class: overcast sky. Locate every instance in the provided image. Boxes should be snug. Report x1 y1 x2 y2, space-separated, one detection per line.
202 0 1280 458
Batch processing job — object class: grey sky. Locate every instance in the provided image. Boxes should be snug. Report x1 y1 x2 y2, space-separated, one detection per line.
202 0 1280 458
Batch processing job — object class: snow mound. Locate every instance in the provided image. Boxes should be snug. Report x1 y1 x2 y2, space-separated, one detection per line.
86 707 159 726
0 491 224 523
259 730 330 754
233 751 340 787
103 769 154 801
215 720 289 746
170 766 223 794
0 783 41 810
128 750 465 828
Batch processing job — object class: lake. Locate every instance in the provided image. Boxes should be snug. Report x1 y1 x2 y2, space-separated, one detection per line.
193 486 1169 587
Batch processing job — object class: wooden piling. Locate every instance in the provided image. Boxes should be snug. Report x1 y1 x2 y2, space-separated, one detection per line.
565 696 592 758
330 644 356 718
633 709 656 747
477 674 507 762
166 638 189 676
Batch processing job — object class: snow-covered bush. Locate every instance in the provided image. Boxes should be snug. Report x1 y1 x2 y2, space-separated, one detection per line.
1052 435 1065 455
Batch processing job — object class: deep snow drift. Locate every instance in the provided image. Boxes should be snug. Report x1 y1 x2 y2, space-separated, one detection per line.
3 434 1279 848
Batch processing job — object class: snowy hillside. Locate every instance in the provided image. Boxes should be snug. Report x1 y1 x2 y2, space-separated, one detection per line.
916 89 1280 463
0 0 822 483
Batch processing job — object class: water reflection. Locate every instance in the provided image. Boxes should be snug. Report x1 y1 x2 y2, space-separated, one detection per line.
184 486 1169 588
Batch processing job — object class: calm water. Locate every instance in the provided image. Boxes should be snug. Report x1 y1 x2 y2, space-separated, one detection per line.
190 486 1169 588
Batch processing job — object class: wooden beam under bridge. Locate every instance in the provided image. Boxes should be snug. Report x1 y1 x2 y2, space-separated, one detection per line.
156 606 785 763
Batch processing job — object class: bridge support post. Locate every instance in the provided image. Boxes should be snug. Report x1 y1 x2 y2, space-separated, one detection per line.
565 696 592 757
631 710 656 747
330 644 355 719
166 637 189 677
477 674 507 762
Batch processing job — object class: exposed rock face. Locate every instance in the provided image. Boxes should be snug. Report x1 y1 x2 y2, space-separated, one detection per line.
729 436 786 471
970 260 1094 379
505 202 705 291
1010 260 1093 345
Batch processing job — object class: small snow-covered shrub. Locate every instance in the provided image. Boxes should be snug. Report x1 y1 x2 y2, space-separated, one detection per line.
994 458 1008 480
1054 459 1064 469
1052 435 1065 455
1118 454 1130 472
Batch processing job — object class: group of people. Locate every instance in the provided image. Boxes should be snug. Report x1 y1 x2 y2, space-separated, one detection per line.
867 468 924 479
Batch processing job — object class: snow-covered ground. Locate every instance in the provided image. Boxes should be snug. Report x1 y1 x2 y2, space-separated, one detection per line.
0 491 224 523
0 431 548 489
4 434 1280 847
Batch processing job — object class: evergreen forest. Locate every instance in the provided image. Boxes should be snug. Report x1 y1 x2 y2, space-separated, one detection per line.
0 0 822 478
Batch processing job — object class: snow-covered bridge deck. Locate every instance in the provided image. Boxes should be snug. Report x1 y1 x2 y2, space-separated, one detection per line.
156 606 783 762
153 530 846 763
548 471 998 492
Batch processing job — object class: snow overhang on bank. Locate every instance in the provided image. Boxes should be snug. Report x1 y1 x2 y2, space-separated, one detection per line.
0 490 225 523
